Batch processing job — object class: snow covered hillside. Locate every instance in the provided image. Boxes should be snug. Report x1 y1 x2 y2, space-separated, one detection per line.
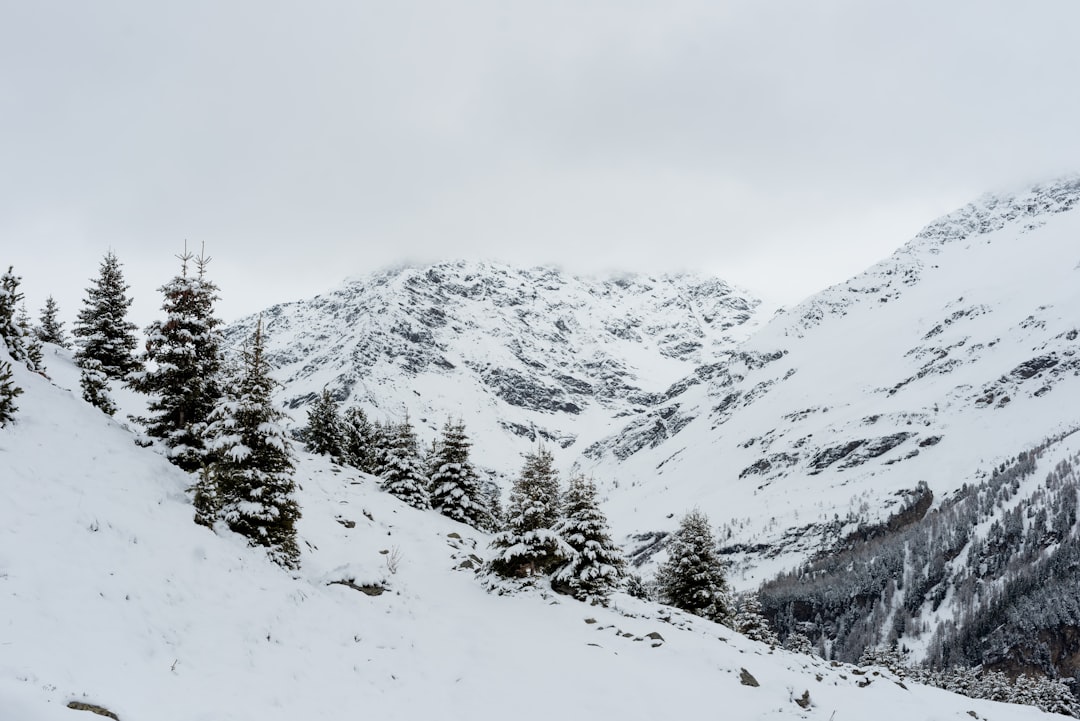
0 346 1058 720
223 262 762 476
583 177 1080 584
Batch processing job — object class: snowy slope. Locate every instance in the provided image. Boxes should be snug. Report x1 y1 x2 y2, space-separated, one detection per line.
582 177 1080 585
0 347 1057 720
223 261 762 476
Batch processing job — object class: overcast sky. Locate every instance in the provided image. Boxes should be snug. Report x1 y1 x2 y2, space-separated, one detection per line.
3 1 1080 328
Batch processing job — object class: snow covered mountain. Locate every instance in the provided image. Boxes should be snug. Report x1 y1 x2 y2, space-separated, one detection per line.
216 176 1080 685
224 178 1080 594
224 262 762 475
582 176 1080 585
7 345 1057 720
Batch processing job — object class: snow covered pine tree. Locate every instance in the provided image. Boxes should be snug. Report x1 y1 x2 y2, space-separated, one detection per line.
0 266 44 374
0 269 27 426
487 445 570 579
73 251 142 379
655 509 733 624
303 389 345 462
430 419 490 528
129 246 224 471
341 406 376 472
15 303 43 373
379 414 431 510
552 475 625 604
79 358 118 416
0 355 22 427
36 295 68 348
734 595 779 646
201 317 301 569
73 252 142 414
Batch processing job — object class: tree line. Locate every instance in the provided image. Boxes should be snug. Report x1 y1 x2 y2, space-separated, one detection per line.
1 249 303 568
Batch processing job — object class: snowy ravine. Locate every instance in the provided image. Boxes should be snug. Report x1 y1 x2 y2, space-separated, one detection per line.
0 348 1056 720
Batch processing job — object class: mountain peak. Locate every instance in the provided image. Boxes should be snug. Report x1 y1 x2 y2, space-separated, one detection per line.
227 262 763 474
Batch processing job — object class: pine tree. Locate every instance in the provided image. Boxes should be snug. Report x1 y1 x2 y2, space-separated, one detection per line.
341 406 375 471
734 595 779 646
303 389 345 461
430 419 491 528
655 509 732 624
625 572 652 600
202 318 301 569
129 246 224 472
79 358 117 416
73 251 141 379
0 268 25 359
0 267 43 373
36 295 68 347
368 420 392 476
481 478 503 532
783 631 815 656
487 446 569 578
16 304 44 373
552 475 625 604
378 414 431 509
423 436 441 479
0 358 22 427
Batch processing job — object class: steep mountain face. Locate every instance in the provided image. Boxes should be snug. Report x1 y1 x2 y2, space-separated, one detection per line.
583 177 1080 585
224 262 762 474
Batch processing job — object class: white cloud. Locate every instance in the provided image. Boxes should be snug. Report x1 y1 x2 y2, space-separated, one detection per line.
3 0 1079 325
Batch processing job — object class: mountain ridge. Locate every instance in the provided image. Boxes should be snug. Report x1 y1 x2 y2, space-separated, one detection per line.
586 176 1080 584
224 260 764 474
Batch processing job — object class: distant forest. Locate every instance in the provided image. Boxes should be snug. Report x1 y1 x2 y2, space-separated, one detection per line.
759 430 1080 683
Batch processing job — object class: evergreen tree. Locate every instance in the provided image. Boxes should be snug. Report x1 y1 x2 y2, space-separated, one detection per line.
0 358 22 427
79 358 117 416
783 631 815 656
487 446 569 578
36 295 68 347
303 389 345 461
341 406 374 471
0 268 17 353
16 304 44 373
202 318 301 569
430 419 491 528
423 436 441 478
552 475 625 604
368 420 392 476
625 572 652 600
734 595 779 646
481 477 503 533
129 247 223 472
73 251 141 379
379 414 431 509
0 267 43 373
655 509 732 624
